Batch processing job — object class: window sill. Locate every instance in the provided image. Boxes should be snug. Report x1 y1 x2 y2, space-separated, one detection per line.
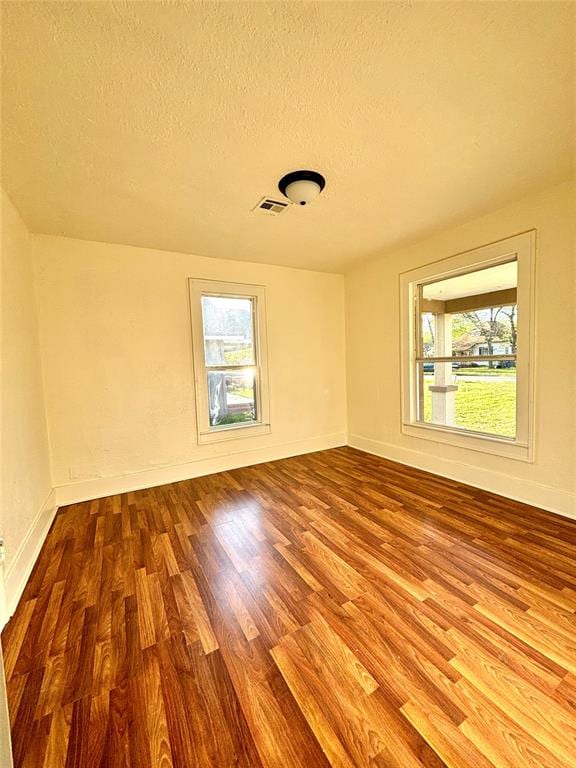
198 422 271 445
402 421 532 462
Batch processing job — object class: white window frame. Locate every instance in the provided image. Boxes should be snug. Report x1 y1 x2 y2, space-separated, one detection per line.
189 279 271 445
400 231 535 461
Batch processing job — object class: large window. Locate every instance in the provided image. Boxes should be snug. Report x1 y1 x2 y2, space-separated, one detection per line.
189 280 270 444
401 232 534 460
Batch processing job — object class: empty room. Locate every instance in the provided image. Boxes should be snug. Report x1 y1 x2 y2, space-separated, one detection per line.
0 1 575 766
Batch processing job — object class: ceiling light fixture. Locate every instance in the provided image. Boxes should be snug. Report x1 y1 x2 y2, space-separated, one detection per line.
278 170 326 206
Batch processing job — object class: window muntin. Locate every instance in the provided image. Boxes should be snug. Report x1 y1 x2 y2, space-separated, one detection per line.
400 232 534 461
190 280 270 443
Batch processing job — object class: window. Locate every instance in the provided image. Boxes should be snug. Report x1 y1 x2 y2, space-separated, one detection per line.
189 279 270 444
400 232 535 460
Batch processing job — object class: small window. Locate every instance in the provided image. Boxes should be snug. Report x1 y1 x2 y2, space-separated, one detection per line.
189 280 270 444
401 232 535 460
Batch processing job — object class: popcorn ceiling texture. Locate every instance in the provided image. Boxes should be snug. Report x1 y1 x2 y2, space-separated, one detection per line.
1 1 574 272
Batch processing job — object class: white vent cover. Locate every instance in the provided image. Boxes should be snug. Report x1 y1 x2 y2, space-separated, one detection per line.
253 197 290 216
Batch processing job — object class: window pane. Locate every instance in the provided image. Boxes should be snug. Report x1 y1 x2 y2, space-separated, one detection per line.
417 361 516 438
420 260 517 359
201 295 255 366
207 368 257 427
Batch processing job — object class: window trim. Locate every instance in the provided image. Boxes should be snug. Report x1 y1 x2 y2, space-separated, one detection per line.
189 279 271 445
399 231 535 461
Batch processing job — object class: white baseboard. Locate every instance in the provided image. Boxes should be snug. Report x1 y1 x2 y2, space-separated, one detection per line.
3 488 58 625
55 432 348 506
348 434 576 521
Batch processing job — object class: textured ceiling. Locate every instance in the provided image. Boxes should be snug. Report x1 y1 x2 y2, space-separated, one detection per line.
1 2 574 272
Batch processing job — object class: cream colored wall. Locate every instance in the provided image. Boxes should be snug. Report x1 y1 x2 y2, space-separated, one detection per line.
346 180 576 517
33 236 347 501
0 191 53 620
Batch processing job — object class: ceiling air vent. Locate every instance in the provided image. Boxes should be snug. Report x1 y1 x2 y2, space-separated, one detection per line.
253 197 289 216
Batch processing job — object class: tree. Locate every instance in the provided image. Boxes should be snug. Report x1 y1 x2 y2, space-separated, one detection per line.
422 313 435 355
499 305 518 352
463 307 508 367
452 314 474 341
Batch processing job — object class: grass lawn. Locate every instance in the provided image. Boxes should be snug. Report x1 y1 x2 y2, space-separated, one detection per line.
423 377 516 437
216 412 255 425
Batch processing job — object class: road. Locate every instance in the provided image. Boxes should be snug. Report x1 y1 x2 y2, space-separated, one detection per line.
424 374 516 383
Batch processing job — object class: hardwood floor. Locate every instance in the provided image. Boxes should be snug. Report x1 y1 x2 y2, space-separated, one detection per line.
2 447 576 767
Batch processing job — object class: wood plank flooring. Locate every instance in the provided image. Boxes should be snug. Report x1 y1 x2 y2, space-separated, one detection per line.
2 446 576 767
